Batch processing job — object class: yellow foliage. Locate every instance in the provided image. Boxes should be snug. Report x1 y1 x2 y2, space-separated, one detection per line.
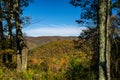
28 40 91 74
0 49 14 54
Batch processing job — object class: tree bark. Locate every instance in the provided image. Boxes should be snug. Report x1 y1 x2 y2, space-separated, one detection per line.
98 0 107 80
6 13 13 63
22 48 28 71
0 1 6 65
16 50 22 72
105 0 111 80
0 16 3 49
13 0 27 72
0 1 4 49
13 0 23 72
98 0 111 80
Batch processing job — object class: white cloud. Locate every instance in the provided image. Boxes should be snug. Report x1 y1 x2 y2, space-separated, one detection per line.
23 24 86 37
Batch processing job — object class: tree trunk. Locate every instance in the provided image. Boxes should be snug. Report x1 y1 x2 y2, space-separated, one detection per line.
0 11 3 49
13 0 22 72
98 0 111 80
16 21 23 72
0 2 6 65
0 2 3 44
98 0 107 80
14 0 27 72
22 48 28 71
6 13 13 64
0 16 3 48
17 50 22 72
105 0 111 80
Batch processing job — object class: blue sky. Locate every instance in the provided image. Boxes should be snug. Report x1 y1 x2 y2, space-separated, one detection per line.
23 0 85 37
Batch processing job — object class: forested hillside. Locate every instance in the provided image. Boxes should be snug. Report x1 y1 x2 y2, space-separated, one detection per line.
0 39 92 80
27 40 91 80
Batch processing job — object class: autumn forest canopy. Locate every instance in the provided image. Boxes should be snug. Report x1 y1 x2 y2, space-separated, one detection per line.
0 0 120 80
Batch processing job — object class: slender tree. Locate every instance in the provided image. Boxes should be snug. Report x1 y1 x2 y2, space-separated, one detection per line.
4 0 14 64
0 1 4 50
0 0 8 65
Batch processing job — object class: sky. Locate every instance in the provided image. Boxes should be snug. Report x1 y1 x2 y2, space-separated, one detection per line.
23 0 85 37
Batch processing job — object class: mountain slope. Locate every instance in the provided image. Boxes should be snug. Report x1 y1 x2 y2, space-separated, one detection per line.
25 36 77 49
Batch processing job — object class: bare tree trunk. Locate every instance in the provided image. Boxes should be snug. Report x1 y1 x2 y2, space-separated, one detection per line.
22 48 28 71
98 0 111 80
16 50 22 72
98 0 107 80
105 0 111 80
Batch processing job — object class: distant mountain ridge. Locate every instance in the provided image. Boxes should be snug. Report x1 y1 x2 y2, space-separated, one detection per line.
25 36 78 49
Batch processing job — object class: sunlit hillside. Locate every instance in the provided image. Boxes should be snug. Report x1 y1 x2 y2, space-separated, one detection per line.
27 40 90 80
